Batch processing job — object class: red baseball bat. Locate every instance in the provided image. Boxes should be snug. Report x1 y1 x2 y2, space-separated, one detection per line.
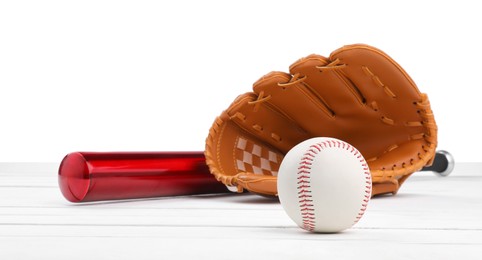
58 150 453 203
58 151 229 202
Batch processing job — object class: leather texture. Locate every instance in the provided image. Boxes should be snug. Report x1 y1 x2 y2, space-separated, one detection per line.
205 44 437 197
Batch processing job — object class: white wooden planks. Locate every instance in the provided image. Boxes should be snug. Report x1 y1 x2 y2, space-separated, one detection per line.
0 163 481 259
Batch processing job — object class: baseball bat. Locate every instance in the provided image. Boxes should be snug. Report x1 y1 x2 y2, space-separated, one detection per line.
59 150 453 202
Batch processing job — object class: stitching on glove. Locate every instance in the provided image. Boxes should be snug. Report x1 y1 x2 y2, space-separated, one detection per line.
248 91 271 112
381 116 395 125
415 95 437 146
205 116 235 187
369 101 379 111
271 133 282 142
314 58 346 71
277 73 306 88
387 144 399 152
230 112 246 121
406 121 423 127
362 66 397 98
252 124 263 132
410 133 425 140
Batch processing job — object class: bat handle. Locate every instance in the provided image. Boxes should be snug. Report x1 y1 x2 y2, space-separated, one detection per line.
420 150 455 176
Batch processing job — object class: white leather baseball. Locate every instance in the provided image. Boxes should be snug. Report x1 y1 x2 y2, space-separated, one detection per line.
277 137 372 233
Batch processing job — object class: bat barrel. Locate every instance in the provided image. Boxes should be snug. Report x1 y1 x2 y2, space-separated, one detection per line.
58 152 228 202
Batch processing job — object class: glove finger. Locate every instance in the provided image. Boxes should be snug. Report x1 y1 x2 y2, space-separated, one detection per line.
330 44 422 120
225 85 310 154
289 54 367 115
253 65 348 139
330 44 437 186
282 54 397 159
330 44 436 146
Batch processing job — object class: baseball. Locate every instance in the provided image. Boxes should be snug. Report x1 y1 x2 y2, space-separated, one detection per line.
277 137 372 233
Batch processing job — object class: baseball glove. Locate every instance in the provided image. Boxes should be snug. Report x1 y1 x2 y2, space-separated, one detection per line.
205 44 437 197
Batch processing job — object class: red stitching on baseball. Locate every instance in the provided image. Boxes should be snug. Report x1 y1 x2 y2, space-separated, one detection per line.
297 143 319 232
296 139 372 231
298 189 312 194
310 147 321 153
354 153 372 225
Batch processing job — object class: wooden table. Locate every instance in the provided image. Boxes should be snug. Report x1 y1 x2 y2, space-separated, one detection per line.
1 163 481 259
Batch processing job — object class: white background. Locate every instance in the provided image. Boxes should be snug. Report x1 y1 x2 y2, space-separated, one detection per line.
0 0 480 162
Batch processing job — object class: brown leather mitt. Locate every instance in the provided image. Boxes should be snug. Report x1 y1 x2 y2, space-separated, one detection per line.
205 44 437 197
